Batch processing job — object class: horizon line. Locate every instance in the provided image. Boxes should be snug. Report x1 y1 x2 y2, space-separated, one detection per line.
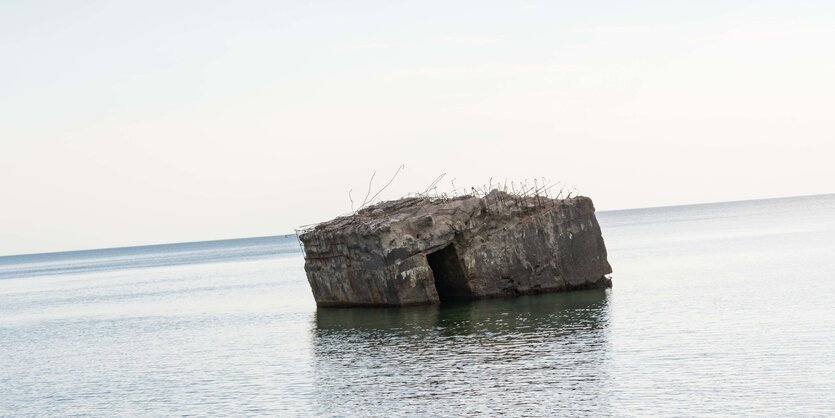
2 191 832 259
598 191 834 213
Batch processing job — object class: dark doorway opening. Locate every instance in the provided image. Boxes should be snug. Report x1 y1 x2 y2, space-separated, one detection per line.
426 245 472 302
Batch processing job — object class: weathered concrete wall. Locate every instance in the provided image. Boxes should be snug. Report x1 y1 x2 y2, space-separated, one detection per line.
299 191 611 307
456 195 611 298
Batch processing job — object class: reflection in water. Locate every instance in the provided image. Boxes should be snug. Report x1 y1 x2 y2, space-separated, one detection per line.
311 290 612 416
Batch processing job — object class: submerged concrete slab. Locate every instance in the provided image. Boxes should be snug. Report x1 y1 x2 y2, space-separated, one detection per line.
298 190 612 307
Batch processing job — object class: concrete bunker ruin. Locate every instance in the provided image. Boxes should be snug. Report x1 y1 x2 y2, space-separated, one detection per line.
298 190 612 307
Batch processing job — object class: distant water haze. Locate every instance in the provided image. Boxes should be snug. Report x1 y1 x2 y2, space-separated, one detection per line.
2 194 834 415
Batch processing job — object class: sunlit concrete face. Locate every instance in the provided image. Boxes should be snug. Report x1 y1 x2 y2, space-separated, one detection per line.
1 0 834 255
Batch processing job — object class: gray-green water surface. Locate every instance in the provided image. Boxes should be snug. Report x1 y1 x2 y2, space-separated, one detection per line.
1 194 834 416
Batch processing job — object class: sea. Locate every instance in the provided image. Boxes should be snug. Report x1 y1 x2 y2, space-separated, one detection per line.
1 194 834 417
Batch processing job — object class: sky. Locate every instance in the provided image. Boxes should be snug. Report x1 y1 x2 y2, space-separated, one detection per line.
2 0 834 255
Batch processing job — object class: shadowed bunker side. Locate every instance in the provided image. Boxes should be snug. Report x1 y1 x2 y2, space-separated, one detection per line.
298 190 612 307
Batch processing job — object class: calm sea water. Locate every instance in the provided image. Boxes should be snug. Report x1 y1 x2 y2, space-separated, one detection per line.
2 195 834 416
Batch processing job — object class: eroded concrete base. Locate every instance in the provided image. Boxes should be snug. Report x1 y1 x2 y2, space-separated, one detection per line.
299 191 612 307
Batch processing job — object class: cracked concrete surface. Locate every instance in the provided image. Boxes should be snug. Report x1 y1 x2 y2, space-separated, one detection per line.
299 190 612 307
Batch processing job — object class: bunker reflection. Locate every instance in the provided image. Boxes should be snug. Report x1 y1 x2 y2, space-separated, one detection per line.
310 290 613 416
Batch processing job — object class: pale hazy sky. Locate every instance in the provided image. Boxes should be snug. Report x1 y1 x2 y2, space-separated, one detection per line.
2 0 833 255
